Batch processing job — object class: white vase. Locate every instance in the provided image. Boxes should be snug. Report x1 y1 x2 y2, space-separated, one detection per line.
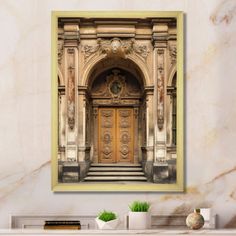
95 217 119 230
128 212 151 230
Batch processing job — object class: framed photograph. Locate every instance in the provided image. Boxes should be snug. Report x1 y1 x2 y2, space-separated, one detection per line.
51 11 184 192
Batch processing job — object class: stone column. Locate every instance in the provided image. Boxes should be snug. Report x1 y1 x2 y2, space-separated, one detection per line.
77 87 86 162
62 22 80 182
58 30 66 164
152 22 169 183
58 87 66 162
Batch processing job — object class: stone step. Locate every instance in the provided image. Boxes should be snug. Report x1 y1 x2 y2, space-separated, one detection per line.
87 171 145 176
84 162 147 182
89 167 143 172
84 176 148 181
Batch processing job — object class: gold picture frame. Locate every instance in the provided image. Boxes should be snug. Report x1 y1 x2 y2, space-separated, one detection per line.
51 11 184 192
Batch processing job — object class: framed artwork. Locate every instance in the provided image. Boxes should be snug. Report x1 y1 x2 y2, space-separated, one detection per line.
51 11 184 192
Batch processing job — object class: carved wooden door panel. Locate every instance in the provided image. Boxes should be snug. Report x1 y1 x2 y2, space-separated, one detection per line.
98 108 116 163
98 108 134 163
117 108 134 163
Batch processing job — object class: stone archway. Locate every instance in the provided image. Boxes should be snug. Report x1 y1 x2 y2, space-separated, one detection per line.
87 67 144 165
75 44 155 180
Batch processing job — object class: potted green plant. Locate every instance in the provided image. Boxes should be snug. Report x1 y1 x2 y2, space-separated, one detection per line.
128 201 151 230
95 210 119 230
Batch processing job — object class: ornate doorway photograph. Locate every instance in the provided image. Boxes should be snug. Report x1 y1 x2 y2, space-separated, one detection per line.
51 11 184 191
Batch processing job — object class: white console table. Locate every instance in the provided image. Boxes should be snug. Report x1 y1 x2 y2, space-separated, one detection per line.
0 229 236 236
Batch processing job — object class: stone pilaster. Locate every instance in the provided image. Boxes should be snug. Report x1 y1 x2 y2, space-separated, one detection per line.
143 86 154 181
63 22 80 163
77 87 87 161
77 86 91 179
152 22 169 182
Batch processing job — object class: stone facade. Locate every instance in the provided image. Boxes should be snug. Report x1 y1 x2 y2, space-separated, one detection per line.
57 17 177 183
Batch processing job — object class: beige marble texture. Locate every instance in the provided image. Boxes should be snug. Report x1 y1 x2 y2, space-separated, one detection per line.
0 0 236 229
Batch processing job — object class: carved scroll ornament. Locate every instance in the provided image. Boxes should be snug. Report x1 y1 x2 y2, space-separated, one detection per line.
81 38 150 62
133 43 150 59
81 44 100 59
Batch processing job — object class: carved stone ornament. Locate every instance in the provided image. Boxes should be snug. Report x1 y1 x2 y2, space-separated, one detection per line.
156 157 168 165
99 38 133 58
110 80 122 95
91 68 142 105
81 44 100 59
67 48 75 130
58 40 64 65
106 70 125 103
81 38 150 61
157 49 165 130
133 43 150 59
68 104 75 130
169 45 177 64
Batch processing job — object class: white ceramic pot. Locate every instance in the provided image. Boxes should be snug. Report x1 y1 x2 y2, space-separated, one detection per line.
95 217 119 230
128 212 151 230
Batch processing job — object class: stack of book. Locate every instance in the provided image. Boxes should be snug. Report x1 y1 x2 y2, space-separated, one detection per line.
44 220 81 230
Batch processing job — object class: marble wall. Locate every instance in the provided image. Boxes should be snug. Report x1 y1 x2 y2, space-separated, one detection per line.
0 0 236 229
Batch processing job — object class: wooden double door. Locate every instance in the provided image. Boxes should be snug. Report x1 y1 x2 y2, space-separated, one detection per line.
98 108 134 163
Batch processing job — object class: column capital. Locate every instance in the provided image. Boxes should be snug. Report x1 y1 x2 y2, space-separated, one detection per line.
152 22 168 48
78 86 89 97
144 86 154 95
78 85 88 91
63 22 80 47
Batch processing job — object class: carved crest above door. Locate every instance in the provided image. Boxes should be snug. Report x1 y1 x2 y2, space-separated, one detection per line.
81 37 150 63
91 69 142 105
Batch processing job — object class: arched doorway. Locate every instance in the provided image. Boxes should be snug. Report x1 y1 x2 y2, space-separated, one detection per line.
88 67 145 164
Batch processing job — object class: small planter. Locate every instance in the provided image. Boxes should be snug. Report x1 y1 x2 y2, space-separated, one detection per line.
128 212 151 230
95 217 119 230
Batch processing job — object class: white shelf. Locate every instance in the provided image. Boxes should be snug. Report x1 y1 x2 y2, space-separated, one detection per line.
0 229 236 236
